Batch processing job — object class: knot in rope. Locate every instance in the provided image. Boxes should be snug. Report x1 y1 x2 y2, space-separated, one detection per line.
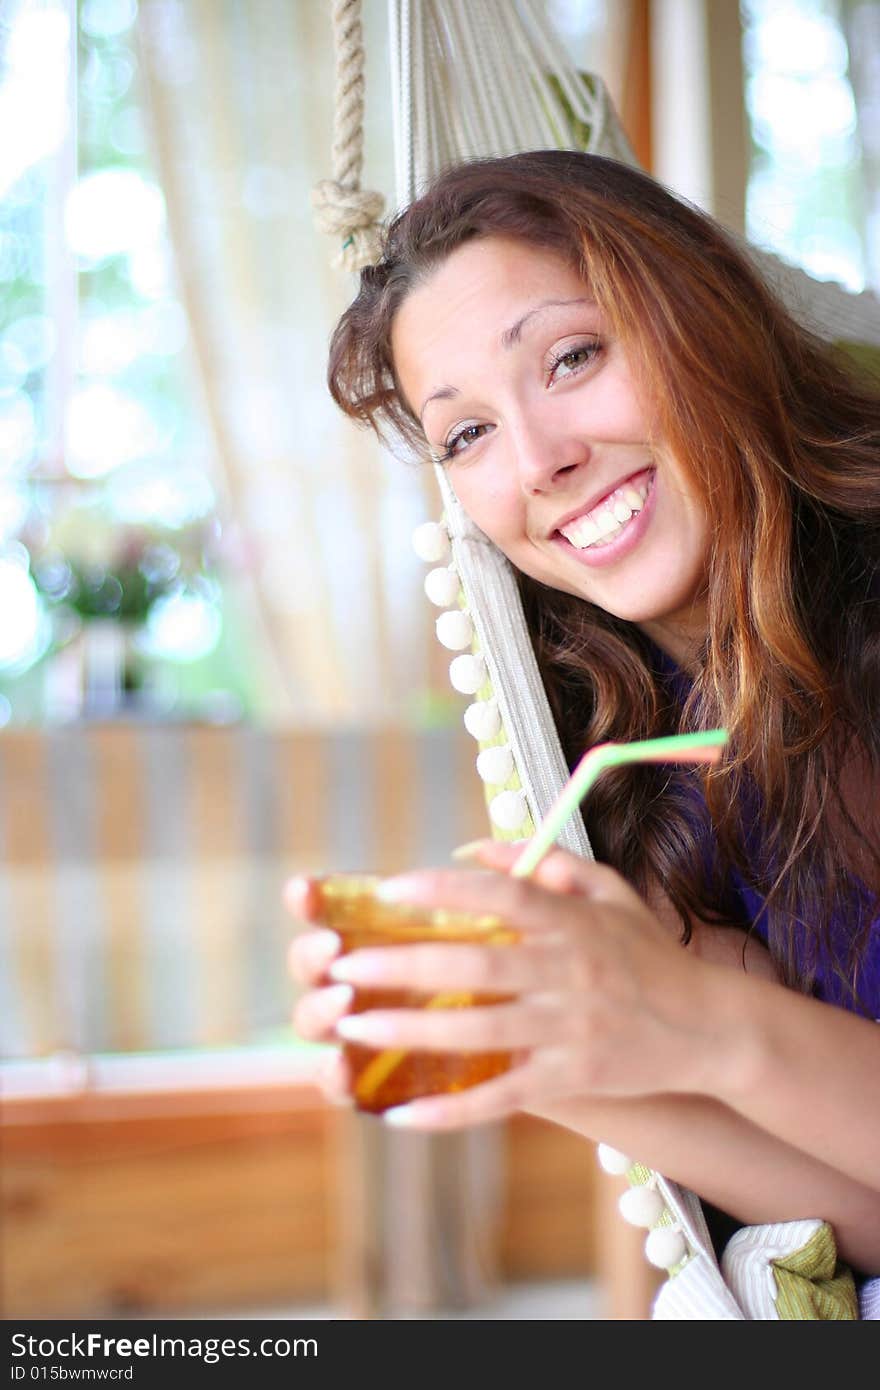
311 179 385 271
312 0 385 272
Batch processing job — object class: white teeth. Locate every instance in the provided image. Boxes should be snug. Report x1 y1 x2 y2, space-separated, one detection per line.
593 517 626 544
562 515 600 546
562 511 626 548
558 471 653 550
595 508 622 536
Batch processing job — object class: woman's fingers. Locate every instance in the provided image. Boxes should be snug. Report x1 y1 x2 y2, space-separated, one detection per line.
335 996 572 1052
460 839 605 899
531 849 609 897
454 839 526 870
458 839 618 897
283 875 322 923
287 928 342 987
292 983 353 1042
284 860 634 996
328 936 568 993
375 861 634 927
313 1046 352 1106
381 1048 573 1131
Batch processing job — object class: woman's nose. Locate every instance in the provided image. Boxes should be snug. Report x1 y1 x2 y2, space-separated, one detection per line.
512 418 591 494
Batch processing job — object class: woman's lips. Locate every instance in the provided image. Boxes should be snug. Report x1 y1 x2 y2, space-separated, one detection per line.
554 466 655 538
551 468 657 568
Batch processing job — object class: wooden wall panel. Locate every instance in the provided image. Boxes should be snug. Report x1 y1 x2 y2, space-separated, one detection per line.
500 1116 597 1280
1 1094 609 1320
1 1094 337 1318
0 733 57 1053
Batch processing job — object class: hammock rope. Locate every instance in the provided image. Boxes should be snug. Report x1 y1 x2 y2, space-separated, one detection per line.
311 0 385 271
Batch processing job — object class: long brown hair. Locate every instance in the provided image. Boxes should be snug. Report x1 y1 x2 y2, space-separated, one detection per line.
327 150 880 1011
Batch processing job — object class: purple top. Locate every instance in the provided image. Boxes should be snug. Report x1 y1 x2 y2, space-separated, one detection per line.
731 876 880 1016
642 640 880 1297
646 642 880 1020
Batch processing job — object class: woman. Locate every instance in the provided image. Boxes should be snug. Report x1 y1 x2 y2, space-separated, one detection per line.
287 152 880 1282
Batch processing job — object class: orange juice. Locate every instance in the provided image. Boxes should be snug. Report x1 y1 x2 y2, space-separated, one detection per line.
315 874 519 1115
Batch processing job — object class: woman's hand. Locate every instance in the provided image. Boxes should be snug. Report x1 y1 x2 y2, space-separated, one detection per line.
285 877 352 1104
285 847 880 1267
285 843 730 1127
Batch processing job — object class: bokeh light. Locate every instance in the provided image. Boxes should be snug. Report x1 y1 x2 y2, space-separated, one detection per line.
136 584 222 663
65 382 165 477
0 484 32 544
65 169 166 264
80 0 138 41
743 0 868 293
106 462 217 529
0 554 49 670
0 8 70 200
2 315 57 375
0 393 37 476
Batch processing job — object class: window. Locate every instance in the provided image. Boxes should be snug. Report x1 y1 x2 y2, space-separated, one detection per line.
742 0 877 293
0 0 252 724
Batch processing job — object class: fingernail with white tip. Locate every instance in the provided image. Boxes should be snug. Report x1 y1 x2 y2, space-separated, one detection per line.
374 877 417 903
336 1014 394 1044
311 929 342 954
383 1105 419 1127
450 840 488 861
323 983 354 1012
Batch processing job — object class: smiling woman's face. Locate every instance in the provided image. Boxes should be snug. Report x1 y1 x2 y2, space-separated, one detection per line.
391 236 712 665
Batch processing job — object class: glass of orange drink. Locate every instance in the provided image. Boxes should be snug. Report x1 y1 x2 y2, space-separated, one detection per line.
313 873 520 1115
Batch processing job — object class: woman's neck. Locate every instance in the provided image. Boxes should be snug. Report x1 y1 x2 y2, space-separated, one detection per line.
637 612 708 677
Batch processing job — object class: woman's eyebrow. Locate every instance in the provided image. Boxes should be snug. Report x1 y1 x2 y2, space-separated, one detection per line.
420 296 594 420
500 296 592 348
421 384 460 420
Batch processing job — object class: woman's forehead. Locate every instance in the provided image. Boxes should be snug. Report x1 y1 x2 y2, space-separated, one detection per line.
415 234 587 300
391 238 596 362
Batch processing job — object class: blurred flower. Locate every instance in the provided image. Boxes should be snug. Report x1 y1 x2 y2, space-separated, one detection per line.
47 500 119 569
23 485 220 640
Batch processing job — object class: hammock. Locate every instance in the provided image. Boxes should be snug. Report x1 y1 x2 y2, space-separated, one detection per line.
313 0 880 1320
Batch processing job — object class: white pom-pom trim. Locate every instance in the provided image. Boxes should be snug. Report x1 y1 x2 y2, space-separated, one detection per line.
449 654 487 694
489 789 528 832
476 745 514 786
464 700 501 741
596 1143 633 1176
618 1184 666 1229
644 1226 688 1270
424 567 461 607
412 520 450 562
436 610 474 651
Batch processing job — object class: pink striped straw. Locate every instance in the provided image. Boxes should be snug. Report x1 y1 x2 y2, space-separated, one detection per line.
511 729 728 878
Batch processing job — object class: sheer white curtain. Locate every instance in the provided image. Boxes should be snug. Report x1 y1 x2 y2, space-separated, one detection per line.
136 0 445 725
841 0 880 291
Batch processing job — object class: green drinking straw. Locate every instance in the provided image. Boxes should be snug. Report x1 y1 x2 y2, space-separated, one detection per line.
510 729 729 879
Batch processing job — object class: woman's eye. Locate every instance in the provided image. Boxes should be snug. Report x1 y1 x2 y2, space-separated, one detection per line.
549 340 601 382
438 422 491 461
